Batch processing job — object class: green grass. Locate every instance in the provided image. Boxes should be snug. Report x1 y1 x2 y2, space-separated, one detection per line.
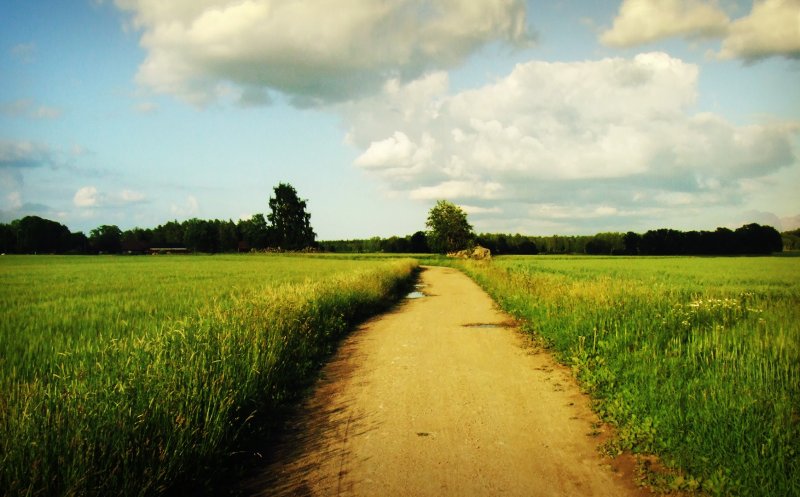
454 256 799 496
0 254 418 496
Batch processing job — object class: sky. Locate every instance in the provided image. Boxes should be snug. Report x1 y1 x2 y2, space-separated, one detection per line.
1 0 799 239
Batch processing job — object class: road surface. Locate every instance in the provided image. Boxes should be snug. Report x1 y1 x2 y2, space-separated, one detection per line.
241 265 645 496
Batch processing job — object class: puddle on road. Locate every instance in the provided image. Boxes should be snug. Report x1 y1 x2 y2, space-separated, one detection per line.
462 323 511 329
405 283 428 299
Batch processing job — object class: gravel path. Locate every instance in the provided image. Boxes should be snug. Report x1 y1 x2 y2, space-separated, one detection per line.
241 266 645 496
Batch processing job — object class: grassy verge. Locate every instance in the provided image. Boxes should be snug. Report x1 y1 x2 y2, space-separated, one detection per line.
0 255 417 496
451 256 799 496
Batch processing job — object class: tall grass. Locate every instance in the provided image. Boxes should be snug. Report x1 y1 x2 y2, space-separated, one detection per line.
0 254 417 496
456 256 799 496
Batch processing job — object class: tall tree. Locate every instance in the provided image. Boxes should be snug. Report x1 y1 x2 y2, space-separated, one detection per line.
425 200 474 254
89 225 122 253
16 216 71 253
267 183 316 250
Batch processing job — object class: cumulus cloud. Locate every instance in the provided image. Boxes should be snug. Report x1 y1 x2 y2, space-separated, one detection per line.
719 0 800 61
601 0 729 47
74 186 99 207
73 186 147 208
5 191 22 210
120 189 146 202
114 0 532 105
461 204 502 215
341 52 799 232
602 0 800 61
410 180 504 200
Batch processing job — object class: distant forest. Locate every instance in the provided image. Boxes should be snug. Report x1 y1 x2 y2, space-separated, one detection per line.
326 224 788 256
1 215 793 256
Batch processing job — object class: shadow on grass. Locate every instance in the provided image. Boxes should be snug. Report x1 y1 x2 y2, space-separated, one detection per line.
171 268 424 496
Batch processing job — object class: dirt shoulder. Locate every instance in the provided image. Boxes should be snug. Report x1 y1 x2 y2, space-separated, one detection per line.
241 265 648 496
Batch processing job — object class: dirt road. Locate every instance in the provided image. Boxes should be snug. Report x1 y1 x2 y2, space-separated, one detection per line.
242 266 645 496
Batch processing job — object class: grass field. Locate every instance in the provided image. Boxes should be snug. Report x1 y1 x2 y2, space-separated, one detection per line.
455 256 799 496
0 254 417 496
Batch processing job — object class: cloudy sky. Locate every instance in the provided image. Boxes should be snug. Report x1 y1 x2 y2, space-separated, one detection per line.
2 0 799 238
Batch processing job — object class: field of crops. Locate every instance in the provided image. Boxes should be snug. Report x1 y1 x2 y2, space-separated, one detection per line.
0 254 417 496
456 256 799 496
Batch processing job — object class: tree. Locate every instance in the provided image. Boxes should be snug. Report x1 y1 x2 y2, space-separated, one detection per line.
735 223 782 254
425 200 474 254
409 231 430 253
183 218 219 252
216 220 239 252
0 223 17 253
151 221 184 248
16 216 71 253
238 214 270 250
89 225 122 253
69 232 89 253
622 231 641 255
267 183 316 250
121 228 150 253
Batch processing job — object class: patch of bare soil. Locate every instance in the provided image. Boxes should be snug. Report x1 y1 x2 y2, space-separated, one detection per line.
240 266 651 496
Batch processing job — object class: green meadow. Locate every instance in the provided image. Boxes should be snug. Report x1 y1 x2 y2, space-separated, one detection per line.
456 256 799 496
2 253 798 496
0 254 417 496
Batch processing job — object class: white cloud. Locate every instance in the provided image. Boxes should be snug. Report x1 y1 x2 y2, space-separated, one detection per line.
5 192 22 210
341 52 799 232
73 186 147 208
355 132 418 169
601 0 729 47
409 180 504 200
74 186 99 207
114 0 532 105
120 189 146 202
719 0 800 61
354 131 437 181
601 0 800 61
461 204 502 215
528 204 628 220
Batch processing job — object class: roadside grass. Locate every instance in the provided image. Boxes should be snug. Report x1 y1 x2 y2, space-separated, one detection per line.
0 254 417 496
453 256 799 497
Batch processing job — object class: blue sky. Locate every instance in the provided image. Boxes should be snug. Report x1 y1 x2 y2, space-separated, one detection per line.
2 0 799 239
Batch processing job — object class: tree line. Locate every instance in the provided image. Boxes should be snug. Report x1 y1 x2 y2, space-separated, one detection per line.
1 218 787 256
0 189 789 255
0 183 317 254
322 224 785 256
481 224 784 256
319 232 430 254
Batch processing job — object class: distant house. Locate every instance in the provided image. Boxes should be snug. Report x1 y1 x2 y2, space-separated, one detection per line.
148 247 189 255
